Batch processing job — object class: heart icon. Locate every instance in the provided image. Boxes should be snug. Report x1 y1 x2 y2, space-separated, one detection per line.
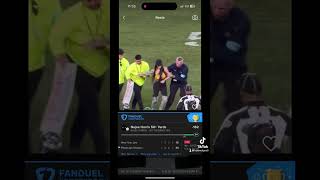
262 136 276 152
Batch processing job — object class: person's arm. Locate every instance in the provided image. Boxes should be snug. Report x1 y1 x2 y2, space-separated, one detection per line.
196 96 201 109
50 0 62 25
49 9 76 65
160 67 172 83
124 59 130 71
125 64 133 81
212 11 251 65
176 97 184 110
95 0 110 51
173 65 188 82
87 39 109 50
145 62 150 76
139 62 150 77
167 64 174 73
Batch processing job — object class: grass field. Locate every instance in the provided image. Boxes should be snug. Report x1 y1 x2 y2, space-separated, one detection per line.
119 0 201 110
210 0 292 147
29 0 110 154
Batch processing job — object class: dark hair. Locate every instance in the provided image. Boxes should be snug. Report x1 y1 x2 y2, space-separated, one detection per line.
119 48 124 55
185 84 192 94
135 54 142 60
185 84 192 91
152 59 164 82
240 73 262 95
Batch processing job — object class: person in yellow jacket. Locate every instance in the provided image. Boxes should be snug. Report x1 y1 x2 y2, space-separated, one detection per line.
49 0 109 154
29 0 61 102
119 48 129 94
125 55 150 110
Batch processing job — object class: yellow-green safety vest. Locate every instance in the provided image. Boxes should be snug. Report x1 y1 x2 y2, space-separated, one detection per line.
29 0 62 72
119 57 129 84
125 61 150 86
49 0 110 77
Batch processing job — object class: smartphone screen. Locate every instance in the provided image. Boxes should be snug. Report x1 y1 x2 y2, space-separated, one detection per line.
118 0 205 179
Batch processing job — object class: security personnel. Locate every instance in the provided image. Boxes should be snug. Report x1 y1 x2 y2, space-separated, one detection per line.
119 48 129 94
29 0 61 102
213 73 292 153
125 55 150 110
49 0 110 153
210 0 251 115
164 57 189 110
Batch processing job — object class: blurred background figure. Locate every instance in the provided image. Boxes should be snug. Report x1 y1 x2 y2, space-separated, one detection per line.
47 0 110 153
210 0 251 115
213 73 292 153
29 0 62 107
29 0 62 152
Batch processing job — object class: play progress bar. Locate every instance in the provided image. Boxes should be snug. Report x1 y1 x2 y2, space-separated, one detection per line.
121 133 198 137
145 177 175 179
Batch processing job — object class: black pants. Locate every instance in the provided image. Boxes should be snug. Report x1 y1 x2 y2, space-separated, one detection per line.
165 82 186 110
210 66 247 115
70 67 107 153
119 83 123 94
153 81 167 97
132 83 143 110
29 69 43 103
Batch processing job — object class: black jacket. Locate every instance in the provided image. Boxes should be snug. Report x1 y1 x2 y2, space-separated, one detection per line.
210 7 251 68
168 63 188 85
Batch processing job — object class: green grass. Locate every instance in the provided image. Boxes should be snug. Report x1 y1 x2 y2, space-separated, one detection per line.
119 0 201 109
210 0 292 146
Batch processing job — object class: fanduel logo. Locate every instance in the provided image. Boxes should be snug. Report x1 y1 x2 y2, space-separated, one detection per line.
36 168 55 180
60 169 104 178
121 114 128 120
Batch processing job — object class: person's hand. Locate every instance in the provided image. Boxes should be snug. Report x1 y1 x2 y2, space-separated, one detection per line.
56 54 68 67
160 80 165 84
94 38 109 50
138 73 146 77
84 38 108 50
103 38 110 51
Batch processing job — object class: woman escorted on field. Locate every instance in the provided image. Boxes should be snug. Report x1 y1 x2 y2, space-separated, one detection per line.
151 59 172 110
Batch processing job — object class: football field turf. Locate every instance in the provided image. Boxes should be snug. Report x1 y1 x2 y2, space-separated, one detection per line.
119 0 202 110
210 0 292 146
